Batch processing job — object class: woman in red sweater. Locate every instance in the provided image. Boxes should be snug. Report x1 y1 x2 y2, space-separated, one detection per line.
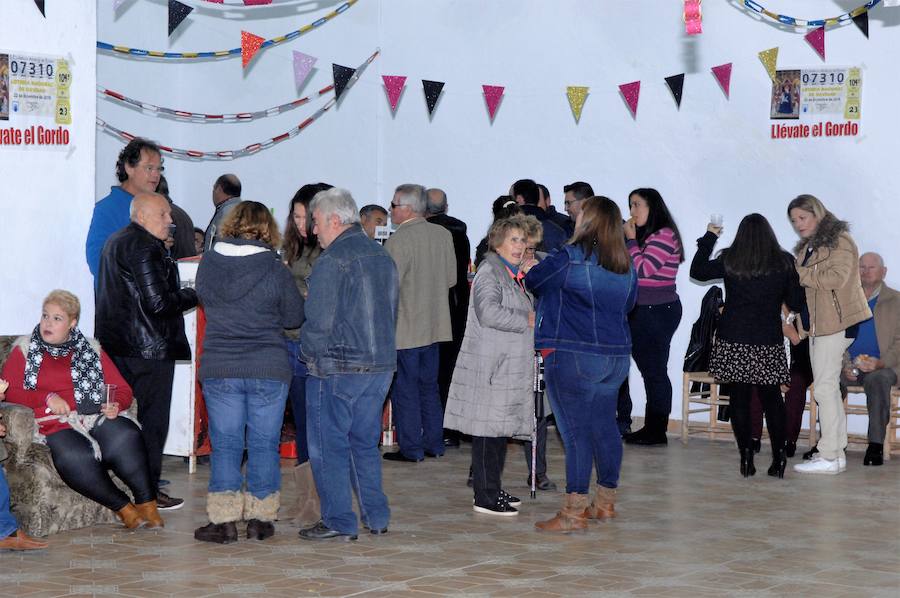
1 290 161 529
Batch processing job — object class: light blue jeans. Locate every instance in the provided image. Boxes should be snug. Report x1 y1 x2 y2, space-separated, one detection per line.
202 378 289 499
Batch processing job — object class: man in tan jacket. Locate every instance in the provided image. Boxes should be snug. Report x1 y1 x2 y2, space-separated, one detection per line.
841 252 900 466
383 184 456 462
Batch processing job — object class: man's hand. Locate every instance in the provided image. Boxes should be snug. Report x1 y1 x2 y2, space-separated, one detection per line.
857 356 882 373
842 367 858 383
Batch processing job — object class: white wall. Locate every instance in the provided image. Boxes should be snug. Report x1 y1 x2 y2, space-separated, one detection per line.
1 3 97 334
92 1 899 425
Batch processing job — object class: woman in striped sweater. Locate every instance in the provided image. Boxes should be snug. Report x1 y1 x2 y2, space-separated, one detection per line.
622 188 684 445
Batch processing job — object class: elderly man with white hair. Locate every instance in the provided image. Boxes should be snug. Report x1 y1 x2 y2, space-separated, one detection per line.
299 188 399 541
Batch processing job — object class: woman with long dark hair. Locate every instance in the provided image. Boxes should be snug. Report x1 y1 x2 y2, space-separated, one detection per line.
281 182 331 525
622 188 684 445
690 213 804 477
523 197 637 532
474 195 523 268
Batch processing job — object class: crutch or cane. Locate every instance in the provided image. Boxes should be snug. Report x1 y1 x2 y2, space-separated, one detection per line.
530 351 544 499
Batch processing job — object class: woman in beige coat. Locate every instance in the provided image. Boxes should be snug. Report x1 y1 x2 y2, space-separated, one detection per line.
444 215 535 516
788 194 871 475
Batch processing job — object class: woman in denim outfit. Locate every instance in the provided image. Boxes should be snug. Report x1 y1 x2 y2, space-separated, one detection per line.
523 197 637 532
194 202 304 543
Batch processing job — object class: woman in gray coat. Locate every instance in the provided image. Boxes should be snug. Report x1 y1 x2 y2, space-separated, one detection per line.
444 215 536 516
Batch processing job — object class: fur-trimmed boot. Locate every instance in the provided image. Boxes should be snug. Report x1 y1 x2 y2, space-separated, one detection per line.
584 486 616 520
134 500 165 529
194 491 242 544
116 503 146 530
293 462 321 527
245 491 280 541
535 493 589 533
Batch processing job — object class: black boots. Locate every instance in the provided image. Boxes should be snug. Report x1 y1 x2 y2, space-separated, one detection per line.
767 448 788 478
246 519 275 541
739 448 756 478
624 413 668 446
864 443 884 466
194 521 238 544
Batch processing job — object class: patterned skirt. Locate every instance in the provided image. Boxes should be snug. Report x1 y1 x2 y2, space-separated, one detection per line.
708 339 790 386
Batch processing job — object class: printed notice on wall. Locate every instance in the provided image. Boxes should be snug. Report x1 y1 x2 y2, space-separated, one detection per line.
0 50 72 149
769 67 861 140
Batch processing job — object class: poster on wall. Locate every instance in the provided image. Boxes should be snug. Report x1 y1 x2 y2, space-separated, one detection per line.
770 67 861 140
0 50 72 149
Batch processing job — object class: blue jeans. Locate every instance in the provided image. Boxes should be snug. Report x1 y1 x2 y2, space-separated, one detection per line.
307 372 392 535
286 339 310 464
0 465 18 538
202 377 289 499
544 350 630 494
393 344 444 460
629 300 682 418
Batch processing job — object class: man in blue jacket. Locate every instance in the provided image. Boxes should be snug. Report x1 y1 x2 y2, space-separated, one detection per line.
86 138 164 278
300 188 399 542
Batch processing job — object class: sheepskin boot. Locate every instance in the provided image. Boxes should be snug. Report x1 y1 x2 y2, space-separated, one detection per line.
134 500 165 529
293 462 321 527
535 493 589 533
245 491 280 541
194 491 242 544
584 486 617 520
116 503 146 530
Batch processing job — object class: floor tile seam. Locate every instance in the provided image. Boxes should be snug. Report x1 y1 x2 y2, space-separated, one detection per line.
339 557 517 597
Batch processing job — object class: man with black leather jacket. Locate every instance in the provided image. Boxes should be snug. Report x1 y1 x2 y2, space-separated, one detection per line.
95 192 198 510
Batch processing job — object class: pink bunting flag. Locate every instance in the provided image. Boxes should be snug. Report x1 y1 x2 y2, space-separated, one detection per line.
711 63 732 98
618 81 640 117
382 76 407 113
292 51 317 89
482 85 505 121
241 31 265 69
805 26 826 61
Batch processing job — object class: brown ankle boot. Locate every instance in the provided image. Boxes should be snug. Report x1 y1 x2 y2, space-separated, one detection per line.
294 462 321 527
116 503 147 530
135 500 165 529
584 486 616 520
535 493 589 532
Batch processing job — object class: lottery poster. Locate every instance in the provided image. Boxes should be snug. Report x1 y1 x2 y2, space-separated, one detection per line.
0 50 72 149
770 67 862 140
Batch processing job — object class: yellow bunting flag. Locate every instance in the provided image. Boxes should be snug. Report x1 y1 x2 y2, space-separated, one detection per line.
566 86 589 123
758 47 779 82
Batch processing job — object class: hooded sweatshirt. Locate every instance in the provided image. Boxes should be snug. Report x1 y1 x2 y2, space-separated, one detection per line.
196 238 304 383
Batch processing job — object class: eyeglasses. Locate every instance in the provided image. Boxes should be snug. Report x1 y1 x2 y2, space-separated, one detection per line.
564 198 582 208
390 202 405 209
525 247 536 255
141 164 165 174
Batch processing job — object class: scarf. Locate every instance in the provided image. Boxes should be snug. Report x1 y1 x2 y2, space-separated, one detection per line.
23 325 105 415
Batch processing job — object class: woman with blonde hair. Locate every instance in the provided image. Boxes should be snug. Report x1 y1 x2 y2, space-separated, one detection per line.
194 201 304 543
787 194 870 475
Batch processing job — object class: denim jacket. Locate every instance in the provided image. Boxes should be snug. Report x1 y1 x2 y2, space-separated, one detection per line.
524 244 638 356
300 225 399 376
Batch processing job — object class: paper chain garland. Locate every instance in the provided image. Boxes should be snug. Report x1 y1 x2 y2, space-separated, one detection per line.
742 0 880 28
97 82 335 122
97 0 358 59
96 49 378 159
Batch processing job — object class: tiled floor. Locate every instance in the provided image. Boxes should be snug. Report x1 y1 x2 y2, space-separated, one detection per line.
1 434 898 597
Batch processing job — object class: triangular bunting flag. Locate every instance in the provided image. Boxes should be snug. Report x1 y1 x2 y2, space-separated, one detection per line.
168 0 193 36
422 80 445 116
114 0 127 11
852 11 869 38
241 31 265 69
758 47 778 82
566 86 589 122
482 85 505 122
292 51 317 90
382 76 407 113
805 26 826 60
711 63 732 98
664 74 684 108
332 64 356 101
34 0 45 16
619 81 640 118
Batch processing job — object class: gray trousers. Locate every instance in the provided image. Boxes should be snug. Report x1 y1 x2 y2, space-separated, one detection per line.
846 368 898 444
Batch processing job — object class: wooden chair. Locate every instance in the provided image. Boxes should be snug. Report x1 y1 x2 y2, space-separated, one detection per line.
681 372 732 443
810 384 900 460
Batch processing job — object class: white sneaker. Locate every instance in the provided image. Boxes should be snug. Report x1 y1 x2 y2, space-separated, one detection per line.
793 455 841 475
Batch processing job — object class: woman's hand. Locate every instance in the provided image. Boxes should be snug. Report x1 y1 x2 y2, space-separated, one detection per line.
528 312 536 328
707 223 723 236
782 322 801 345
46 394 70 416
623 218 637 240
520 258 539 275
101 402 120 419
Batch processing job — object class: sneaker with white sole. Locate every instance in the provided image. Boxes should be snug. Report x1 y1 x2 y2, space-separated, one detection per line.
500 490 521 507
793 455 840 475
473 495 518 516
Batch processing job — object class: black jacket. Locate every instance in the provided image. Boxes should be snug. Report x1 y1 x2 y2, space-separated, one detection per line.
96 222 199 360
427 213 471 326
519 204 567 252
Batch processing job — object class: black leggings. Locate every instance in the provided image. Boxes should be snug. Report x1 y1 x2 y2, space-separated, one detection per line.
46 417 155 511
728 383 785 453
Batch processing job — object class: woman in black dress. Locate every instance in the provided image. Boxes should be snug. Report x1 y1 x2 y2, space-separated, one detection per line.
690 213 804 478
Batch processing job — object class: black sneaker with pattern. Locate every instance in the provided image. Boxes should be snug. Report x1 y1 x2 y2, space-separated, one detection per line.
473 494 519 516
